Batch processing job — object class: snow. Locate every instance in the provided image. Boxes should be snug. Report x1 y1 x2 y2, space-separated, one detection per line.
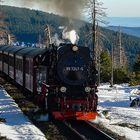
92 83 140 140
1 83 140 140
0 87 47 140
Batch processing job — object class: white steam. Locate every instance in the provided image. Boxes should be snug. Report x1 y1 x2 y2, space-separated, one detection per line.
69 30 77 44
62 27 79 44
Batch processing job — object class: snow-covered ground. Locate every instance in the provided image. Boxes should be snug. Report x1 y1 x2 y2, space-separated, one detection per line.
93 83 140 140
0 86 47 140
1 83 140 140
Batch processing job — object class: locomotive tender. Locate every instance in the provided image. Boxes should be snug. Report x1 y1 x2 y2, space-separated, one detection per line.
0 44 98 120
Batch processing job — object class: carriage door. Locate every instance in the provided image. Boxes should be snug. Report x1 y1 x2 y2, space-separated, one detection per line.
36 66 47 94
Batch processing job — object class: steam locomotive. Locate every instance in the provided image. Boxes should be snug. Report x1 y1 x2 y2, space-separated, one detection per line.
0 43 98 120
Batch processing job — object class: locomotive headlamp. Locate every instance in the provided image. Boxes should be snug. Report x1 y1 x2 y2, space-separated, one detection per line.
60 86 67 93
85 87 91 93
72 46 78 52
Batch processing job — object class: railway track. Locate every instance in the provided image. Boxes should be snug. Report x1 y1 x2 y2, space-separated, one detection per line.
61 120 115 140
0 75 115 140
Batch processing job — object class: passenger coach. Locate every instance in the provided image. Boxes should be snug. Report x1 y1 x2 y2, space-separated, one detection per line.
0 45 49 95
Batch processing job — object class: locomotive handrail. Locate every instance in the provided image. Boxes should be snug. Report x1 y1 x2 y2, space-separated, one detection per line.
42 82 58 88
42 82 50 88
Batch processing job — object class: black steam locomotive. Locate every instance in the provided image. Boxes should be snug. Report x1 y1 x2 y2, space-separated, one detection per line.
0 43 98 120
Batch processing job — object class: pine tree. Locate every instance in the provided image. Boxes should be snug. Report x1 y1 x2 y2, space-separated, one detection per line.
129 55 140 85
133 54 140 72
100 49 112 82
113 68 129 84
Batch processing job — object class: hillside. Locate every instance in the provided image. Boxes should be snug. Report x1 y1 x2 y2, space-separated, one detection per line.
106 17 140 27
106 26 140 37
0 5 140 68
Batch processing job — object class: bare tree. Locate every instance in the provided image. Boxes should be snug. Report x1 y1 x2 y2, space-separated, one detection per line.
84 0 107 60
0 11 15 45
0 11 8 44
43 24 52 48
1 0 15 45
113 26 127 70
96 23 104 84
84 0 107 85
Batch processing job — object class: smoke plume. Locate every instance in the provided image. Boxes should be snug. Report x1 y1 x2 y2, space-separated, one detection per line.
48 0 85 18
19 0 85 19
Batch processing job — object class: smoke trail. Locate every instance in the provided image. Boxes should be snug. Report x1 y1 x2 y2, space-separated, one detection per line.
19 0 85 19
48 0 85 18
3 0 86 18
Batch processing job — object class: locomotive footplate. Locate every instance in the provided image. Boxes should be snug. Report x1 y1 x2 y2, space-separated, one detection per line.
52 111 98 120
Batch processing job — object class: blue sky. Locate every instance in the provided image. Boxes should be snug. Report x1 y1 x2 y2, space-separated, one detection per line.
1 0 140 17
102 0 140 17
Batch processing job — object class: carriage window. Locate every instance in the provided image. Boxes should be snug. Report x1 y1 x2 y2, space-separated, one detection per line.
25 60 29 74
15 57 23 71
36 66 47 94
9 55 14 66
